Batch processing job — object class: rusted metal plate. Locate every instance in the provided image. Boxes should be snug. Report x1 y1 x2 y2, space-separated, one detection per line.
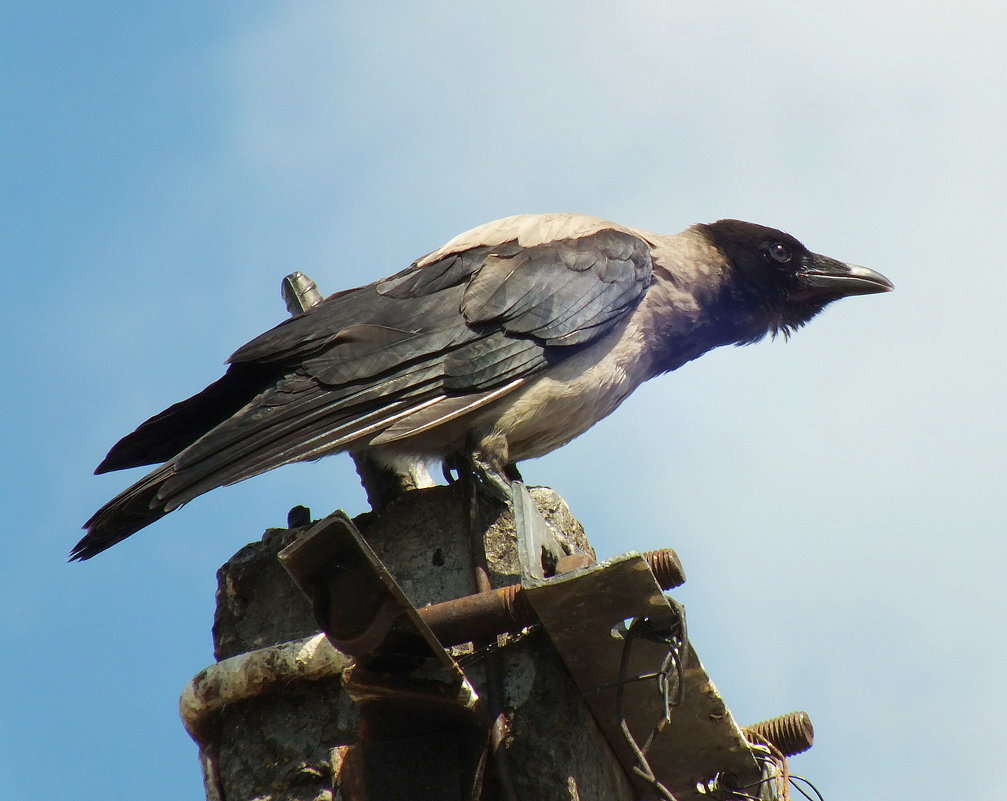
279 512 483 800
524 553 760 800
278 511 465 681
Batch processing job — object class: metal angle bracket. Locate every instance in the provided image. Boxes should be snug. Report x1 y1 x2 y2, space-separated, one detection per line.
278 510 477 704
523 553 761 801
279 511 483 801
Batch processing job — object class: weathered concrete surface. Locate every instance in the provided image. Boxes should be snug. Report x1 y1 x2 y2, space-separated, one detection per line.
213 526 320 661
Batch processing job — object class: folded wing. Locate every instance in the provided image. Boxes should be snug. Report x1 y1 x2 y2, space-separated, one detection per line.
75 221 653 558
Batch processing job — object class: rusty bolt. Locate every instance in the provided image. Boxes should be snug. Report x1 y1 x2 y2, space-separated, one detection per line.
554 549 685 589
642 548 686 589
419 582 535 646
743 711 814 757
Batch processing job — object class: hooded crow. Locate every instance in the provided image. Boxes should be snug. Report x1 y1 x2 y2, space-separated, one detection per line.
74 213 892 559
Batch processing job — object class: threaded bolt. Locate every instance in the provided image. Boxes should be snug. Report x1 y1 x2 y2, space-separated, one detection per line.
743 711 814 756
496 582 535 627
643 548 687 589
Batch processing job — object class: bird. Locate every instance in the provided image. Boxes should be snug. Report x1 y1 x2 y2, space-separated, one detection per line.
74 213 893 560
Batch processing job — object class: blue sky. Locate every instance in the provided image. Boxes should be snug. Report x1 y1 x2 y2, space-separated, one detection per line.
3 2 1005 798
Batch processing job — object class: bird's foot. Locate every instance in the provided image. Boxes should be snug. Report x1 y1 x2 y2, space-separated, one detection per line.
443 442 517 505
468 450 513 504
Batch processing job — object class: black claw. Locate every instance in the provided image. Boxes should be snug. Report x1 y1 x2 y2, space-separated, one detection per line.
469 454 512 503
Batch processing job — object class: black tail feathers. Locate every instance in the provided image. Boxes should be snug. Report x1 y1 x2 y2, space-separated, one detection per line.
72 465 176 560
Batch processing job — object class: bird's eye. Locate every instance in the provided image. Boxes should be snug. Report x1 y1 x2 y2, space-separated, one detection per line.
768 243 792 264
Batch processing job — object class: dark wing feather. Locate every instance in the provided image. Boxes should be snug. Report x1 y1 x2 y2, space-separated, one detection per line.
460 229 652 346
94 363 282 472
375 244 508 298
443 335 546 391
228 244 498 365
75 226 652 558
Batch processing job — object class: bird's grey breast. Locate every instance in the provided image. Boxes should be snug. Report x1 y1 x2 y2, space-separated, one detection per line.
473 307 660 461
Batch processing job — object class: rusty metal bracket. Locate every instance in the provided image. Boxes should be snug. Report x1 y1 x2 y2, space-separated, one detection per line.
279 511 464 678
279 511 482 800
523 553 762 801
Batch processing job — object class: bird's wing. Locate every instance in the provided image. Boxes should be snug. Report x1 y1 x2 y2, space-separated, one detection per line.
154 222 652 507
155 224 653 507
76 220 654 558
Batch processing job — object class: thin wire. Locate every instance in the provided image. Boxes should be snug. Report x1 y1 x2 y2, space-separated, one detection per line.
733 768 777 797
455 625 540 668
744 732 790 800
727 741 826 801
788 775 825 801
590 668 677 692
699 754 821 801
612 602 688 801
615 629 676 799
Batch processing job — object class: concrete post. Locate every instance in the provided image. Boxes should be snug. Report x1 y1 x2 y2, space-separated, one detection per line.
183 485 636 801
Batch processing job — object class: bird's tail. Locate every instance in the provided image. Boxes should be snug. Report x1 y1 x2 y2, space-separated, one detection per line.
72 464 177 560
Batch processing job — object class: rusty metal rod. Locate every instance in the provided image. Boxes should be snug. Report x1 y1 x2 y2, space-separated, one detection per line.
418 549 685 647
419 583 531 646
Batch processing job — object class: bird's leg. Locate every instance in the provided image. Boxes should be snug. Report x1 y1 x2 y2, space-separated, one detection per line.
460 431 563 582
465 430 513 504
443 432 513 552
467 432 568 581
452 430 513 592
467 451 512 504
443 453 520 494
351 452 431 511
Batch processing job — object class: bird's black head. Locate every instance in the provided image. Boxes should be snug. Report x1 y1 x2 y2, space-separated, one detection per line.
698 219 893 341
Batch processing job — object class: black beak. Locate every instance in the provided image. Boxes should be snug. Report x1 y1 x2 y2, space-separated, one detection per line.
795 254 894 300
